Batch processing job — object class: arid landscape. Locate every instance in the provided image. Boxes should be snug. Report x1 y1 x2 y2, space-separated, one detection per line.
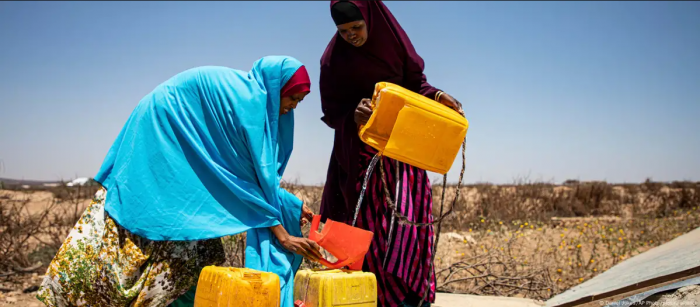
1 179 699 306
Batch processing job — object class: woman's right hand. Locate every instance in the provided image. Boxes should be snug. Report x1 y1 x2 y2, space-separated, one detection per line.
270 224 323 262
354 98 373 126
279 235 323 262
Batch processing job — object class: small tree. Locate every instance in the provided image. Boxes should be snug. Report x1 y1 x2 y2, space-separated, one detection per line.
563 179 580 186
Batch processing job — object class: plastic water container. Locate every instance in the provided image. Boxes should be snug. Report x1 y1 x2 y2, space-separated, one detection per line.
309 215 373 271
293 269 377 307
358 82 469 174
194 266 280 307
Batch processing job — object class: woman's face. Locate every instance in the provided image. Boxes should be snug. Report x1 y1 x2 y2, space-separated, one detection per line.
337 20 368 47
280 92 309 115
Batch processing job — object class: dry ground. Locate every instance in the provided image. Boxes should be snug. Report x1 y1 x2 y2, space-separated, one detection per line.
1 180 699 305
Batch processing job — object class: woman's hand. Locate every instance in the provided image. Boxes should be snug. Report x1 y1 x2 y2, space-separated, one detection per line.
354 98 373 126
269 225 323 262
300 204 314 227
438 92 464 115
279 236 323 262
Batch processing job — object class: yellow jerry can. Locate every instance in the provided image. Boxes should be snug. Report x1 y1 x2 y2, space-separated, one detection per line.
194 266 280 307
359 82 469 175
293 269 377 307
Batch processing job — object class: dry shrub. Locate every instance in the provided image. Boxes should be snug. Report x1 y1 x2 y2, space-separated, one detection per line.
438 179 700 231
434 179 700 300
0 185 91 275
0 191 52 271
221 234 246 268
1 179 699 301
435 208 700 300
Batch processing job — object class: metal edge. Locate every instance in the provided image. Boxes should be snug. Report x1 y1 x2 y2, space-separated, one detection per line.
551 268 700 307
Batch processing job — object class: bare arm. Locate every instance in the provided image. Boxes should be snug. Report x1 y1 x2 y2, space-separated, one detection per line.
269 224 322 262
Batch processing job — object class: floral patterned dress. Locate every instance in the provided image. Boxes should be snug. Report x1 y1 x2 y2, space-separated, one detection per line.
36 188 226 307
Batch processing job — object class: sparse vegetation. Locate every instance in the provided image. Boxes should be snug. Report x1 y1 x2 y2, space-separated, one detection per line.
1 179 698 303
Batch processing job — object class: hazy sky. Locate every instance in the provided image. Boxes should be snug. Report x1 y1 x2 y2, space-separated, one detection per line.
1 1 698 185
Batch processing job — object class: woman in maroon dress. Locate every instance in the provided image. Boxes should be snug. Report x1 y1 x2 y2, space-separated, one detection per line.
318 1 463 306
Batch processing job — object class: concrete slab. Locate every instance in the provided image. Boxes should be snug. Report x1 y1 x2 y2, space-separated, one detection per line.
545 226 700 307
605 276 700 306
434 293 545 307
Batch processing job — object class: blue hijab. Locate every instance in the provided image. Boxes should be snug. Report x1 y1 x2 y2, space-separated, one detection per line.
94 55 306 307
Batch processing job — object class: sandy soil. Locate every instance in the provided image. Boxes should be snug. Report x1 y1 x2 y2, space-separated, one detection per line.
0 274 44 307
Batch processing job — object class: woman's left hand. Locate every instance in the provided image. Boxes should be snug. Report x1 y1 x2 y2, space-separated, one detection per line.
300 204 315 227
438 92 464 116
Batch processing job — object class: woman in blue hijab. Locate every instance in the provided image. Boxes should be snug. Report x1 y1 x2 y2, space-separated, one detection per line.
37 55 320 307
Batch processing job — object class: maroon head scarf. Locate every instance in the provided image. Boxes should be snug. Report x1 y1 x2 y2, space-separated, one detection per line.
281 66 311 97
319 0 441 223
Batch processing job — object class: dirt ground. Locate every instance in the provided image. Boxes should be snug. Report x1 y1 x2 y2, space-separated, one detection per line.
0 274 44 307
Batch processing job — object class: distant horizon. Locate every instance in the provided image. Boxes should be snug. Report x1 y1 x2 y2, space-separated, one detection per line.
1 2 698 185
1 175 697 187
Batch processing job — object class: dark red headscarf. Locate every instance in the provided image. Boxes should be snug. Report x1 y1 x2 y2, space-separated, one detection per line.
281 65 311 97
319 0 441 223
